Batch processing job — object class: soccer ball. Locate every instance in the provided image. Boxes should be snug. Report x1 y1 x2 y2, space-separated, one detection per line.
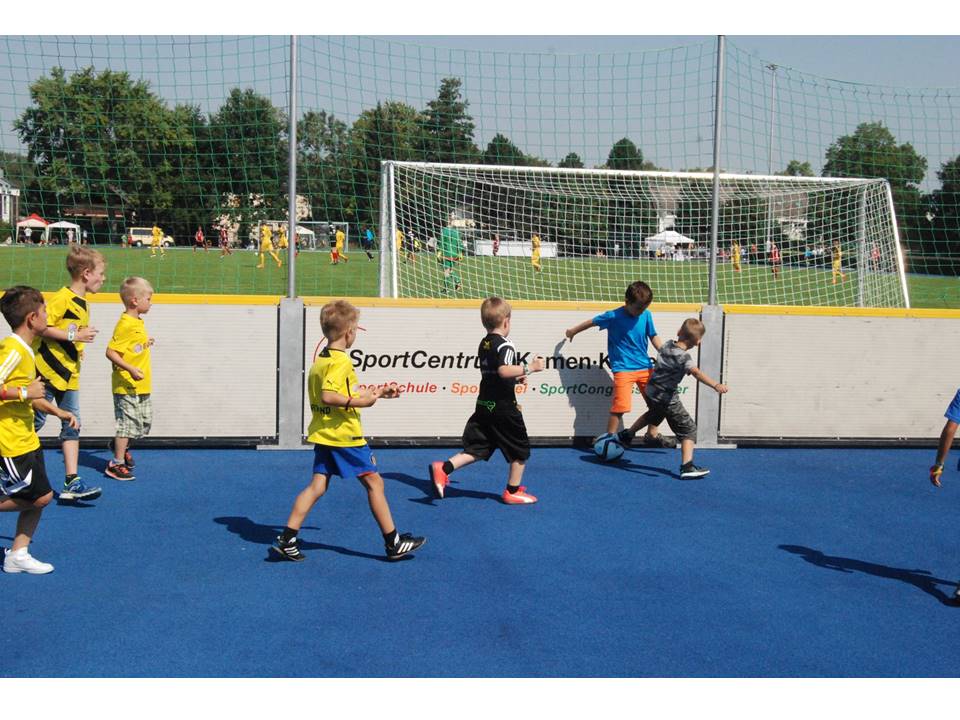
593 433 625 462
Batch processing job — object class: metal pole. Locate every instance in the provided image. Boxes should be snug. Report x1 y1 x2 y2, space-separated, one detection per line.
286 35 298 299
708 35 725 307
766 64 777 175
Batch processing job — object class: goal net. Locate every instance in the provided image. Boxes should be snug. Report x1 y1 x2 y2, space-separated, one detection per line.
381 161 910 308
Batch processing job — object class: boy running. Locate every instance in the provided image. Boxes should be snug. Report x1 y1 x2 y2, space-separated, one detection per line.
429 297 545 505
0 286 78 573
150 224 166 258
257 224 282 269
272 300 425 562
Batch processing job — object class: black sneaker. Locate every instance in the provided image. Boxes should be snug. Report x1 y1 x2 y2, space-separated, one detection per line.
680 462 710 479
271 535 305 562
617 429 636 447
386 533 426 561
643 433 677 449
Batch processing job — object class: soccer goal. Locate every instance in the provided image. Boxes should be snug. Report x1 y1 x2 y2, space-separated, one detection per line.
379 161 910 308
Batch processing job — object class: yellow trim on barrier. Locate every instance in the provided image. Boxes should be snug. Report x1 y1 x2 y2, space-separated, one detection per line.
50 293 282 306
300 296 701 313
723 304 960 319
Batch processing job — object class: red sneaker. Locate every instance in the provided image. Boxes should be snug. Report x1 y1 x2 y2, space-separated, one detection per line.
429 462 449 499
502 485 537 505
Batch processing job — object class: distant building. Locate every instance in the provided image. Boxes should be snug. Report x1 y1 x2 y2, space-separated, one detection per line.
0 170 20 225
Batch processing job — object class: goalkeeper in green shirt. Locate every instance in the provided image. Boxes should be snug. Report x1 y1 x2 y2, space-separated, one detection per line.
438 225 463 294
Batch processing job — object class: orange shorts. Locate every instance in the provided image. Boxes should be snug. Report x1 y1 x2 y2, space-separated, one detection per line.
610 369 652 414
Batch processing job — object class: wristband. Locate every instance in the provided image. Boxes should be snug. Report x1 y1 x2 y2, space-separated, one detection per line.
67 327 76 342
19 386 28 401
522 361 529 374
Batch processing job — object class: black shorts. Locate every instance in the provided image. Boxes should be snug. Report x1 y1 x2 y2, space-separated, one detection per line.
645 395 697 442
461 405 531 463
0 447 53 502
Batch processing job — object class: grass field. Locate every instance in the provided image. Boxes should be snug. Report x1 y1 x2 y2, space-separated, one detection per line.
2 244 958 307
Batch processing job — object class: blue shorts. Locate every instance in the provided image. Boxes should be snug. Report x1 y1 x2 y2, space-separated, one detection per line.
312 444 377 479
33 384 81 441
946 389 960 424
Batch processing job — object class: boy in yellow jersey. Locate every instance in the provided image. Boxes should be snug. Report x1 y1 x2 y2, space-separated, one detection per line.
34 246 104 502
331 225 348 265
731 240 742 272
396 228 406 263
531 232 543 272
104 277 155 481
831 240 846 284
0 286 78 574
257 224 282 269
149 224 166 258
272 300 425 562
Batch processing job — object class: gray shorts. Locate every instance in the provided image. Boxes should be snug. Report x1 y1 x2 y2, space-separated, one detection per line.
114 393 153 439
645 394 697 442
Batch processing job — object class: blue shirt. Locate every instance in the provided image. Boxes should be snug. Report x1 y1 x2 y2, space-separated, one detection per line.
592 307 658 372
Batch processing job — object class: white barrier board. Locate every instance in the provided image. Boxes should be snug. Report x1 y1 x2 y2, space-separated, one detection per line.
302 305 696 439
38 302 279 439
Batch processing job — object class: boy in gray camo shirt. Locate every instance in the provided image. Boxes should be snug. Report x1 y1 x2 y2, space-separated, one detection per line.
619 318 728 479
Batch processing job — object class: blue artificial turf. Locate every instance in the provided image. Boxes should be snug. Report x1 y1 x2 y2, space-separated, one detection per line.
3 444 960 677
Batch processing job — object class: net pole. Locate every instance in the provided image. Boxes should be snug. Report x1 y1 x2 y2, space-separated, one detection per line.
708 35 726 306
286 35 298 299
857 189 866 307
885 182 912 309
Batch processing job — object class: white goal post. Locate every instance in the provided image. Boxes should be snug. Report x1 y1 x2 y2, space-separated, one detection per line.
379 161 910 308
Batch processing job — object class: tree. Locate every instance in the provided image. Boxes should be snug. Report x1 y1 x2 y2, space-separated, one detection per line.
925 154 960 272
206 88 286 225
14 66 192 238
298 109 354 223
482 134 527 166
781 160 814 177
558 153 584 169
351 101 422 228
822 121 928 251
418 77 479 164
605 138 645 171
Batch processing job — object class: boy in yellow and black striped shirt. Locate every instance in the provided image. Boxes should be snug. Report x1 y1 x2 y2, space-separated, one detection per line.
34 246 105 502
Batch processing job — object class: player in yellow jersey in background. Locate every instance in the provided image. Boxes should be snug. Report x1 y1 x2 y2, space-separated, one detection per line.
257 223 282 269
531 232 542 272
831 240 846 284
149 224 166 258
731 240 742 272
331 226 348 265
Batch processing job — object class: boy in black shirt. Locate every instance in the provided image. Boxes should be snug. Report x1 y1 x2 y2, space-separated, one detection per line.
429 297 545 504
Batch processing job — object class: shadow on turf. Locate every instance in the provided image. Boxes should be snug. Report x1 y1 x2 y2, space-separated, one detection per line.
577 452 678 479
381 471 502 505
779 545 959 606
213 516 393 563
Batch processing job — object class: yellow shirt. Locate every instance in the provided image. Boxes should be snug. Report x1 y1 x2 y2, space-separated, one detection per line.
151 226 162 247
532 234 541 250
306 348 365 447
396 230 404 250
335 229 345 251
278 228 288 249
832 247 842 265
107 313 152 395
260 226 274 252
35 286 88 391
0 334 41 457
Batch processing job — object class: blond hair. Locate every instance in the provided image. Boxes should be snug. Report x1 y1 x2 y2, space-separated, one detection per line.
480 296 511 331
119 276 154 307
65 245 104 280
678 318 705 343
320 299 359 340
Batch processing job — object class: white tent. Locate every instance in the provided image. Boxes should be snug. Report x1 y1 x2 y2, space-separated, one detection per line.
644 229 695 250
295 225 316 249
43 220 81 242
15 216 48 231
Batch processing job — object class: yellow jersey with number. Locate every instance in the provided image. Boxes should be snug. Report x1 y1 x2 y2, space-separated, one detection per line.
307 348 365 447
0 334 41 457
107 313 152 395
35 287 88 391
